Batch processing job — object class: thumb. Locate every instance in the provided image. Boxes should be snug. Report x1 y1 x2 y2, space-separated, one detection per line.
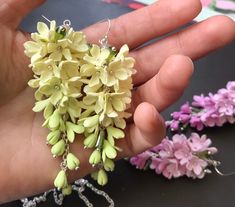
118 102 166 158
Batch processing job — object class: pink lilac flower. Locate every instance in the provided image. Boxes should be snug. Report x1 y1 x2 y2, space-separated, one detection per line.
168 81 235 131
174 145 192 165
189 133 210 152
186 156 207 176
130 81 234 179
162 159 182 179
200 0 212 6
130 133 218 179
129 151 151 169
216 0 235 10
158 139 174 158
189 116 204 131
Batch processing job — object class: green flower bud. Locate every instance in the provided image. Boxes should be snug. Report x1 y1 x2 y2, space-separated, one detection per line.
67 153 80 170
62 185 72 196
104 158 115 172
67 129 75 143
102 140 117 161
83 115 99 128
54 170 68 190
49 109 61 129
107 126 125 139
91 171 98 181
43 103 54 119
114 118 126 129
84 133 98 148
51 139 65 156
59 118 66 132
47 130 61 145
97 169 108 186
89 149 101 166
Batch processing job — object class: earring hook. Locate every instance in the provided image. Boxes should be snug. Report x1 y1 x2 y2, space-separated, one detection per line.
207 159 235 177
42 15 51 23
97 18 112 48
41 15 71 30
214 162 235 177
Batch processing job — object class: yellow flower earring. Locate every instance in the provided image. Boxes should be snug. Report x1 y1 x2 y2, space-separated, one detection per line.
24 17 136 193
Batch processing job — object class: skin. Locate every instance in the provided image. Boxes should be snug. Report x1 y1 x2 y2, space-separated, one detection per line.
0 0 234 203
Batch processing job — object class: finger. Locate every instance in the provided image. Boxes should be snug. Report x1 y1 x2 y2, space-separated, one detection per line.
0 0 45 29
132 55 194 113
83 0 202 49
132 15 235 85
117 102 165 157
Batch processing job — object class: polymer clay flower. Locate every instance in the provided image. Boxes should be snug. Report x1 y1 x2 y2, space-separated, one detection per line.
31 21 56 42
114 71 134 93
24 21 58 64
47 39 72 61
131 133 218 179
33 59 59 81
79 63 102 87
25 19 136 190
24 40 47 64
100 57 135 87
67 31 89 53
59 60 80 81
59 97 82 122
84 44 110 67
83 91 130 122
186 156 207 176
115 44 129 60
39 77 64 105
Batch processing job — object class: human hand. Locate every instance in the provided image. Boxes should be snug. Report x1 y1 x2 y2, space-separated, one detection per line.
0 0 234 203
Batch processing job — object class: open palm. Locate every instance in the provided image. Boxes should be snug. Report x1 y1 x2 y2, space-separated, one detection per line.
0 0 234 203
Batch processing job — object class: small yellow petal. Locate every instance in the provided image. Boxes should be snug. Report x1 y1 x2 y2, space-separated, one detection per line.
63 48 72 60
37 22 49 37
90 44 100 57
33 99 50 112
28 79 40 88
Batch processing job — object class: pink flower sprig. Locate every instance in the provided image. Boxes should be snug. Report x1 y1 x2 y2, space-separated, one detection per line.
130 133 218 179
167 81 235 131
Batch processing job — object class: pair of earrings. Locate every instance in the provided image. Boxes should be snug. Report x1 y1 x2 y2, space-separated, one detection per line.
24 17 136 194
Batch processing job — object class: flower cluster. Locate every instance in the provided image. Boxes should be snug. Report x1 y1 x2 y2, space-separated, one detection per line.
167 81 235 131
24 20 135 192
130 133 218 179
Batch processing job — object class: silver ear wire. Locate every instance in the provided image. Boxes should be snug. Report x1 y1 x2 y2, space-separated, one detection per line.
214 163 235 177
42 15 51 23
98 19 112 48
42 15 72 30
207 159 235 177
63 19 72 30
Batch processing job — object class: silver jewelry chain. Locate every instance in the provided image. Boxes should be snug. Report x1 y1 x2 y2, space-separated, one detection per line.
21 179 114 207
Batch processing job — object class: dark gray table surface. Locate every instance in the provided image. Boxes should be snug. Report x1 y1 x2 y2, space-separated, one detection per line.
2 0 235 206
